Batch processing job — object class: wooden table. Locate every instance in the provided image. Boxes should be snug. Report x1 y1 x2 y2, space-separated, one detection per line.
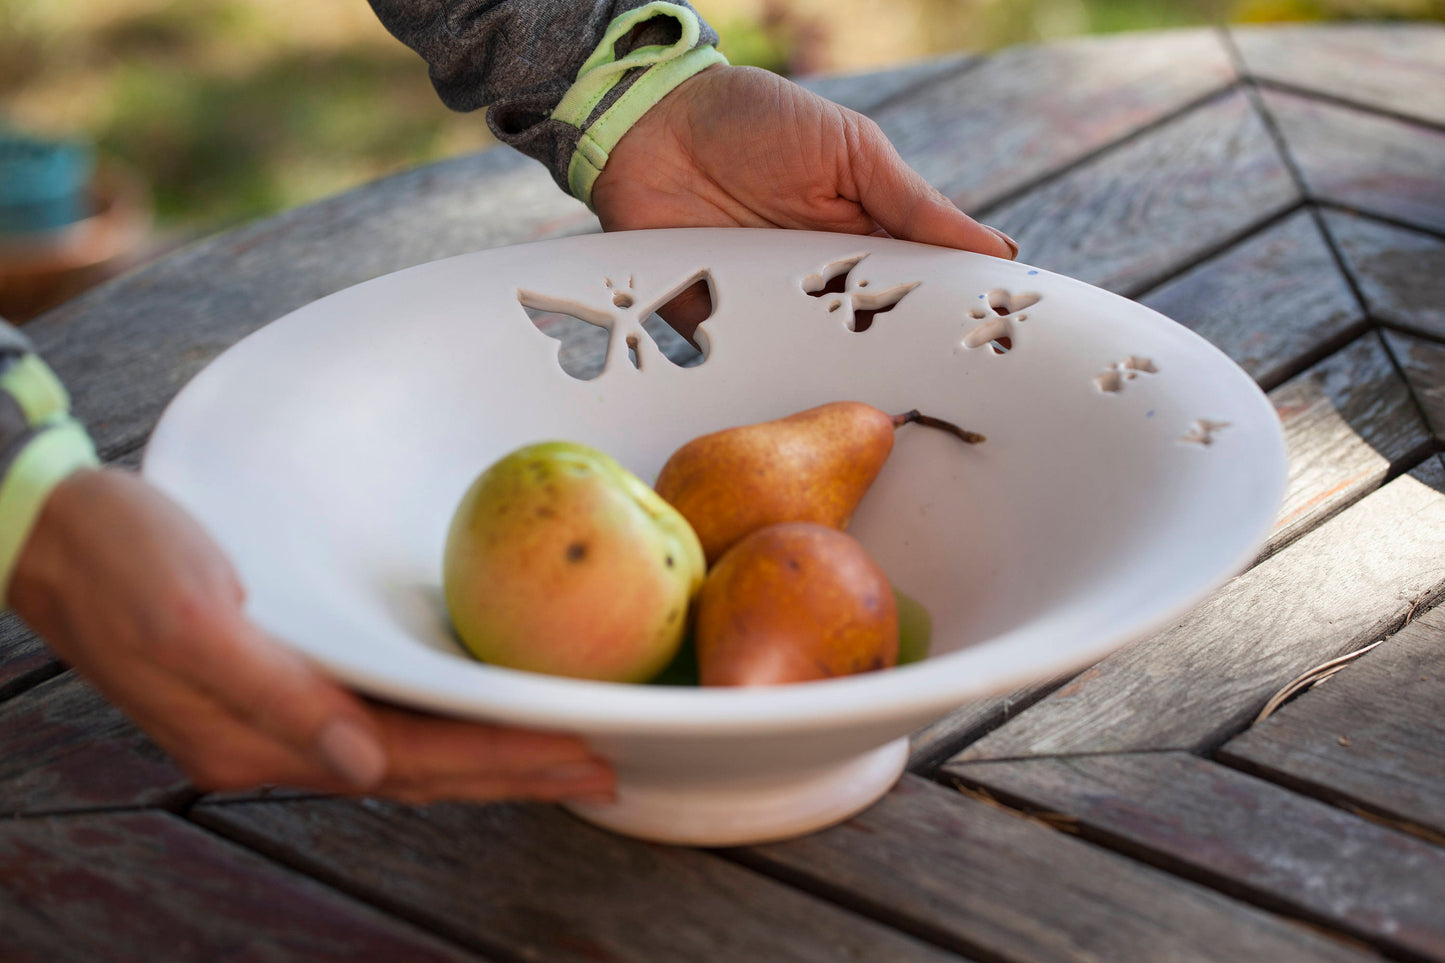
4 22 1444 963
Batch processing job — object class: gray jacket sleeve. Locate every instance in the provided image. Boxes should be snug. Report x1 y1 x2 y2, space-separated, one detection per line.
365 0 720 193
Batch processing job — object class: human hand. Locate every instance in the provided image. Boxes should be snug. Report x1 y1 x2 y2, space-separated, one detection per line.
592 65 1017 336
8 468 614 804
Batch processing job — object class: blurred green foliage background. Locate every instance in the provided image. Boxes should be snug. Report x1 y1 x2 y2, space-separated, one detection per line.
3 0 1441 236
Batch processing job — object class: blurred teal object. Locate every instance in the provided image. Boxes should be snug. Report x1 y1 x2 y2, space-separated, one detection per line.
0 130 94 235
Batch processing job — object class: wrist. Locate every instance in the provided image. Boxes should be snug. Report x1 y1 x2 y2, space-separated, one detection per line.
7 466 102 622
551 3 728 210
0 351 99 607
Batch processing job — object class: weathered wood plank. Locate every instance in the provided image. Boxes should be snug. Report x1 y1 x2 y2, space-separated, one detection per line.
194 797 966 963
1325 209 1445 341
947 471 1445 762
736 775 1377 963
27 146 596 461
985 90 1300 296
0 612 59 705
0 671 190 816
1139 208 1364 389
907 678 1069 774
1231 22 1445 128
1262 88 1445 235
796 54 978 116
1413 453 1445 492
913 336 1428 768
949 751 1445 962
1384 331 1445 443
0 810 483 963
872 29 1237 211
1219 605 1445 841
1266 332 1432 558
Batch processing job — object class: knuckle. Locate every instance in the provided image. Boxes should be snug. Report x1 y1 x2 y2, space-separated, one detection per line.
234 680 294 734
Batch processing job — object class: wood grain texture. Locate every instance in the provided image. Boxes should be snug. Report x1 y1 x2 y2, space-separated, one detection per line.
950 752 1445 961
0 810 483 963
1266 332 1433 557
871 29 1236 211
0 611 59 705
1263 88 1445 235
27 146 595 461
194 798 965 963
902 317 1414 774
1326 210 1445 341
1139 208 1363 389
0 671 190 816
908 678 1069 774
737 774 1378 963
1412 453 1445 492
1231 22 1445 128
985 91 1300 296
796 54 977 116
1219 605 1445 840
1384 331 1445 443
947 472 1445 762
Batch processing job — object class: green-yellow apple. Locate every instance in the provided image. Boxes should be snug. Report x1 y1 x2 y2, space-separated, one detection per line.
443 441 706 682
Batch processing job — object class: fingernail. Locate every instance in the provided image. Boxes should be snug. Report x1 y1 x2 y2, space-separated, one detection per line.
317 718 387 789
541 760 610 782
985 225 1019 259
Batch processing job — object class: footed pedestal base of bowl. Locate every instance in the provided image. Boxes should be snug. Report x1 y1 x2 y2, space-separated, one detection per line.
564 737 909 846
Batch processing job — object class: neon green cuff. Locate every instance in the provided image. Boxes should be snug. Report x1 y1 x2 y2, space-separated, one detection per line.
0 418 99 605
0 353 72 427
552 3 728 209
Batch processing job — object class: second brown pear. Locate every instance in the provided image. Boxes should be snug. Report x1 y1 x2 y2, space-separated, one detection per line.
653 401 897 565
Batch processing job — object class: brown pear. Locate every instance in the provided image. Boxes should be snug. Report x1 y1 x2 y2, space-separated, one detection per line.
695 522 899 686
654 402 894 565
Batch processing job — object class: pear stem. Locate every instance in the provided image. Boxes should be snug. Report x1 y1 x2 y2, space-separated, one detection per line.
891 410 986 444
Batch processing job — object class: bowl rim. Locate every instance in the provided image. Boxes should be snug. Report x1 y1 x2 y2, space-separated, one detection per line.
142 228 1290 736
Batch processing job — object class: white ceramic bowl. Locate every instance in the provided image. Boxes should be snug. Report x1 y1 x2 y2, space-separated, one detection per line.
143 229 1287 845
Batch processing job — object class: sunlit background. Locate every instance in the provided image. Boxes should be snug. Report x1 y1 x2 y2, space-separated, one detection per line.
1 0 1441 280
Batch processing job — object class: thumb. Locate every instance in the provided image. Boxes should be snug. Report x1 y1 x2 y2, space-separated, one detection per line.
848 117 1018 259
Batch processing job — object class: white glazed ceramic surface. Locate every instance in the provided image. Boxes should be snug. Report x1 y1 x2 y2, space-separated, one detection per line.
142 229 1287 845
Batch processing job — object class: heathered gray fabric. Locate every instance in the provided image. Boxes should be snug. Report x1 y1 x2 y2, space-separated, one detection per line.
365 0 719 194
0 320 44 485
0 320 32 357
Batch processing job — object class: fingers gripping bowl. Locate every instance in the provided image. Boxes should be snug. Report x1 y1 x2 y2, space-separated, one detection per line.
143 229 1287 845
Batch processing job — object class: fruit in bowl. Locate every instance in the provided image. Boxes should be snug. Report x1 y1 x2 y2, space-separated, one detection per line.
442 441 705 683
142 228 1289 847
654 401 983 564
442 402 968 688
695 522 899 686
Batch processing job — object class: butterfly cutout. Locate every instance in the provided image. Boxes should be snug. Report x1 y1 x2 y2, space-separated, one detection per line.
520 271 713 381
961 288 1042 355
802 254 920 332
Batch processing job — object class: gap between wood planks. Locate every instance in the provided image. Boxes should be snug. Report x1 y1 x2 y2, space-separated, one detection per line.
939 762 1422 963
857 55 990 121
1318 200 1445 250
1226 37 1445 457
1251 591 1437 726
182 810 544 963
1215 32 1445 478
968 79 1244 221
0 793 202 824
1247 77 1445 139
